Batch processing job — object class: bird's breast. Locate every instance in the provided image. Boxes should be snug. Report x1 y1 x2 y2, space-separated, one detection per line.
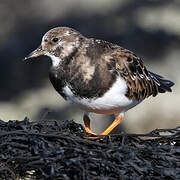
61 76 140 114
49 60 141 114
49 61 116 99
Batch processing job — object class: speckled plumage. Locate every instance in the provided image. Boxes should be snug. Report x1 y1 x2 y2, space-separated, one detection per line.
38 27 174 101
24 27 174 135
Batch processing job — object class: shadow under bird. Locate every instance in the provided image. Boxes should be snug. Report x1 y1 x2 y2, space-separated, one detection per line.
24 27 174 136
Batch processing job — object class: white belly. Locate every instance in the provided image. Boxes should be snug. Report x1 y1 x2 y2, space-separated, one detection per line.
62 76 141 114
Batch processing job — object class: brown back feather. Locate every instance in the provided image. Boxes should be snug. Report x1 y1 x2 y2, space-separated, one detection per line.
110 47 172 101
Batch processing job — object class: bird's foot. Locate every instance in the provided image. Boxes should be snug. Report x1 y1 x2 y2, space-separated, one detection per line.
83 113 124 139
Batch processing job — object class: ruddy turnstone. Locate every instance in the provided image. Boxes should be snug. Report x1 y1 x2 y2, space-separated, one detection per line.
24 27 174 136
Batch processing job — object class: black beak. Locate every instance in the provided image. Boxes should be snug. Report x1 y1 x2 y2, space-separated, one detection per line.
23 45 44 61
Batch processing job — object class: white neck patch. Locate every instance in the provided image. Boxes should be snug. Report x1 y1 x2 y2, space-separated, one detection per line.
50 55 62 67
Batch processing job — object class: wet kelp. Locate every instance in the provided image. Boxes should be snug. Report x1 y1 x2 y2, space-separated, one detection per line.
0 118 179 179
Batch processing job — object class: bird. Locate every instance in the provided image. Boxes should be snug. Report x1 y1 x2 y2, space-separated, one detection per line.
24 27 174 136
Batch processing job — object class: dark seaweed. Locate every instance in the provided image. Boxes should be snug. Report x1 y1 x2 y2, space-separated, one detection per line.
0 117 179 180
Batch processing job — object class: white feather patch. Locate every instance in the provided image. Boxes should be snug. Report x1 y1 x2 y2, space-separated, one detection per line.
50 56 62 67
62 76 141 114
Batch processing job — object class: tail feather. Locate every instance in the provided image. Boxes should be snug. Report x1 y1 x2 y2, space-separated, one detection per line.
149 71 174 93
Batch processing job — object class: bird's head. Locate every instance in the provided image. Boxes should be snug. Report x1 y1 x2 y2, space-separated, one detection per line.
24 27 84 63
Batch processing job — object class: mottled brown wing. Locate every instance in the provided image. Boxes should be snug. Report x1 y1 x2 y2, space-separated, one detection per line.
110 47 173 101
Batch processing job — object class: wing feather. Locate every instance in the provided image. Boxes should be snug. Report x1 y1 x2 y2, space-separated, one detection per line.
109 47 173 101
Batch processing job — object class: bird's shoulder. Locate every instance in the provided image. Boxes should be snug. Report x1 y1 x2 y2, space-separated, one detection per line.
86 39 161 101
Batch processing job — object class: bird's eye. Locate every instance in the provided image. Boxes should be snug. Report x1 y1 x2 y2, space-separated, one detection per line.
52 38 59 43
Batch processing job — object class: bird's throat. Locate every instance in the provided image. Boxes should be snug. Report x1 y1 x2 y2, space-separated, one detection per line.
50 55 62 67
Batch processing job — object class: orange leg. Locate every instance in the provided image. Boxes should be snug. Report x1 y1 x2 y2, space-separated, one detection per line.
100 115 124 135
83 113 124 136
83 113 96 135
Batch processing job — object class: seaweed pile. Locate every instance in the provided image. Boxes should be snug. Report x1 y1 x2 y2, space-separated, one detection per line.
0 117 179 179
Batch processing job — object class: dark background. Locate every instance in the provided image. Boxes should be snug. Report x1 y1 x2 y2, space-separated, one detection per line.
0 0 179 133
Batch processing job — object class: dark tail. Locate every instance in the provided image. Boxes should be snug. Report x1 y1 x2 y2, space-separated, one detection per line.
149 71 174 93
